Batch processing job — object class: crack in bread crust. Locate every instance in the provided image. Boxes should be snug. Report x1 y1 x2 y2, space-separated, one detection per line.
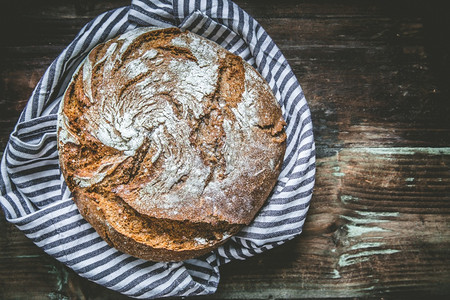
57 27 286 261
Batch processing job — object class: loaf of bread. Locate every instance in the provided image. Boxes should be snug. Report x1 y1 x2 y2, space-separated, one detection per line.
57 27 286 261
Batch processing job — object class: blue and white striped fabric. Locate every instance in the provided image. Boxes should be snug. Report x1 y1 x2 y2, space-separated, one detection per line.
0 0 315 298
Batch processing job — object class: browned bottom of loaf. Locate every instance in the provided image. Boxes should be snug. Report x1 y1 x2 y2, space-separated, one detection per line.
73 189 242 261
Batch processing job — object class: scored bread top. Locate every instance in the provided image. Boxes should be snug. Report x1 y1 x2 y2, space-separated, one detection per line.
58 27 286 227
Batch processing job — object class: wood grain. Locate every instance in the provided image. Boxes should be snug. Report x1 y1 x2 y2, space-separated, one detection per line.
1 0 449 299
211 147 450 298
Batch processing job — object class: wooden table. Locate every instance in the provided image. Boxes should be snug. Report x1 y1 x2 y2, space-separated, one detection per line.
1 0 449 298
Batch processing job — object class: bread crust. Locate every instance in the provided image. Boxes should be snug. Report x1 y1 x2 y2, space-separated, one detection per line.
57 27 286 261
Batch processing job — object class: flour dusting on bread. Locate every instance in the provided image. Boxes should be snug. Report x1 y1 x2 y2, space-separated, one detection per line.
57 27 286 261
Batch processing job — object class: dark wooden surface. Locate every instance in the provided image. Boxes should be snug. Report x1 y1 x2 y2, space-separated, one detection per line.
1 0 450 299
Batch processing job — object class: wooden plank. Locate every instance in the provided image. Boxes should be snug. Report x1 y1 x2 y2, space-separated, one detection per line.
212 148 450 298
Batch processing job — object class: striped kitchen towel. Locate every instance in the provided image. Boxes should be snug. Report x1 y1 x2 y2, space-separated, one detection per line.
0 0 315 298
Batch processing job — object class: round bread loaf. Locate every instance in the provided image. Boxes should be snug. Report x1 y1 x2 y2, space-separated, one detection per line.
57 27 286 262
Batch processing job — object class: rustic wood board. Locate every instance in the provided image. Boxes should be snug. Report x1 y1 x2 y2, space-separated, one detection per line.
213 147 450 298
1 0 449 299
